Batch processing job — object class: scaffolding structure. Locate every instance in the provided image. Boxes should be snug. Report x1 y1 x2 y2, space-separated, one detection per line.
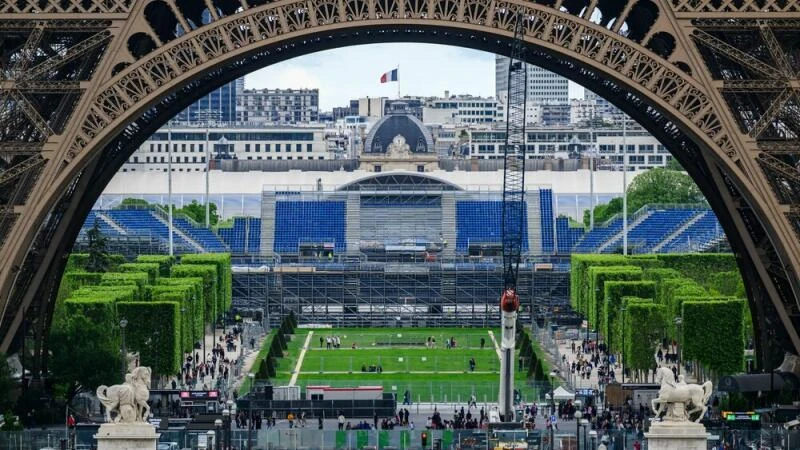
230 261 570 328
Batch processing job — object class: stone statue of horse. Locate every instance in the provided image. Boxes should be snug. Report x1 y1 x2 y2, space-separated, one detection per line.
96 366 152 423
651 366 712 423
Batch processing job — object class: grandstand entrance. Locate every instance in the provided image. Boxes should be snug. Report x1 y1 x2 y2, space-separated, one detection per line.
1 2 800 367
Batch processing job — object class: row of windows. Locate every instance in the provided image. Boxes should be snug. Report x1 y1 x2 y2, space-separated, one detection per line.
147 143 319 153
149 132 316 141
131 155 327 164
244 143 314 152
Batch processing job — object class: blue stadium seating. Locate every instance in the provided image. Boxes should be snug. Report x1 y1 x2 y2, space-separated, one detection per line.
80 211 123 236
555 217 585 253
218 217 262 254
174 218 229 252
540 189 555 253
105 209 191 248
602 209 697 253
273 201 345 253
573 217 623 253
661 211 723 252
455 201 528 253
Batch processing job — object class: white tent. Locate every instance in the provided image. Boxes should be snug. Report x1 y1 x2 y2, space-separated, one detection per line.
552 386 575 401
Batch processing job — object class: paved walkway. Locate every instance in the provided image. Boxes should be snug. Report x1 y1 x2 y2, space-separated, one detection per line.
486 330 502 360
289 331 314 386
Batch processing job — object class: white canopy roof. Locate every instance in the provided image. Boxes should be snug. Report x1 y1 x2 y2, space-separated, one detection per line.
553 386 575 401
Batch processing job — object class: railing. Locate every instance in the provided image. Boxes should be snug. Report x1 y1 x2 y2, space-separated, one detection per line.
28 426 779 450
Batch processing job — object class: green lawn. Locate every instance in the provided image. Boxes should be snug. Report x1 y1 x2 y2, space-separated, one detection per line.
308 327 498 349
261 327 548 403
296 347 499 373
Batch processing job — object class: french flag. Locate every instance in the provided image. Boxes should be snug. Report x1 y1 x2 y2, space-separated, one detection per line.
380 68 398 83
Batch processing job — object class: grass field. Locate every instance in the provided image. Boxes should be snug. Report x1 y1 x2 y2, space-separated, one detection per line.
264 327 546 403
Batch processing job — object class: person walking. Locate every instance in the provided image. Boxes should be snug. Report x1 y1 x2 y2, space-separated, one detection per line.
338 412 346 430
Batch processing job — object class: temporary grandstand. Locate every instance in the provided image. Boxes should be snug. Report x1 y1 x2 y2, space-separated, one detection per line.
78 172 726 326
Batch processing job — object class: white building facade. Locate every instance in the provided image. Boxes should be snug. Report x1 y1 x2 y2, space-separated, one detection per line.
495 55 569 105
123 125 329 172
422 96 505 125
467 126 672 169
235 88 319 124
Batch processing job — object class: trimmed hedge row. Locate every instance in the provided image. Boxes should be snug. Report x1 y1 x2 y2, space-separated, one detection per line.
571 253 750 376
54 252 232 382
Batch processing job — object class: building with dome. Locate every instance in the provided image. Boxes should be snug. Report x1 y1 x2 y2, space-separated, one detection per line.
359 103 439 173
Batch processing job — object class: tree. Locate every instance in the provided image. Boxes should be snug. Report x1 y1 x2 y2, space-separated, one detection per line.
665 157 684 171
0 353 15 412
626 168 703 212
49 314 121 405
86 219 109 273
583 168 702 227
176 200 219 226
117 198 150 208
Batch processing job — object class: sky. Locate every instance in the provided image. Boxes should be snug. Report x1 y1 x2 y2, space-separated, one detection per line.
246 43 585 111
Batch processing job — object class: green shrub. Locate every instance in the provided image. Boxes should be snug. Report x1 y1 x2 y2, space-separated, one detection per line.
135 255 176 277
171 264 217 326
622 298 667 372
117 263 160 284
180 254 232 314
570 255 629 314
603 281 656 352
707 271 745 297
158 277 205 343
656 254 737 285
587 265 643 329
99 272 150 300
682 299 745 375
117 301 182 376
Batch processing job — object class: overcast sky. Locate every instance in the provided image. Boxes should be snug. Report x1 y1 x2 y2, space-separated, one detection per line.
246 43 585 111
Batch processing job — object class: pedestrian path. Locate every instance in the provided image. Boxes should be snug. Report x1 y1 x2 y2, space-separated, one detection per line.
289 331 314 386
487 330 502 360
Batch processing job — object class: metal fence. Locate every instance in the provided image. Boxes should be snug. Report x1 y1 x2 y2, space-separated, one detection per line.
3 426 784 450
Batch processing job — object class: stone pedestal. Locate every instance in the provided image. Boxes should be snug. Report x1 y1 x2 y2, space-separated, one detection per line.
94 423 160 450
645 421 709 450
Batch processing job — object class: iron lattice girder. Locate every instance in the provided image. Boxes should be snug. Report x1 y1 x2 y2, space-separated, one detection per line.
0 143 42 155
756 20 795 77
0 154 45 187
19 30 111 82
6 90 53 138
759 141 800 154
692 29 782 79
758 153 800 188
749 89 794 139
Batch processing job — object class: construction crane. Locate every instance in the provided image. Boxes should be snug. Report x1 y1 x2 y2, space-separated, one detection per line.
497 9 528 424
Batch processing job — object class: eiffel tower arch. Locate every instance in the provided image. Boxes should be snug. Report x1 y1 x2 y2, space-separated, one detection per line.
1 0 799 373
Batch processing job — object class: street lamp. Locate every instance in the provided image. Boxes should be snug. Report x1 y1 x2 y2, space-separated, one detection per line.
215 419 223 450
674 317 683 376
620 307 627 384
247 373 255 450
222 408 230 450
229 400 236 450
574 410 583 450
549 371 556 450
119 318 128 380
581 419 590 450
206 430 215 450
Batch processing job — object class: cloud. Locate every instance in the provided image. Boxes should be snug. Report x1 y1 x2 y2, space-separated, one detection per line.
244 43 584 110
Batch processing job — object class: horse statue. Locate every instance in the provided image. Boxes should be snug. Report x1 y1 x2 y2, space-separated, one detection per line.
96 366 152 423
651 366 712 423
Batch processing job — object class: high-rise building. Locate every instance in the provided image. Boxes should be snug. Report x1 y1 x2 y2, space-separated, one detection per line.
495 55 569 105
175 78 243 123
236 88 319 124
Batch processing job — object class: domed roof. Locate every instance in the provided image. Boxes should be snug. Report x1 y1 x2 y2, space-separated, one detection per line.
364 113 434 154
